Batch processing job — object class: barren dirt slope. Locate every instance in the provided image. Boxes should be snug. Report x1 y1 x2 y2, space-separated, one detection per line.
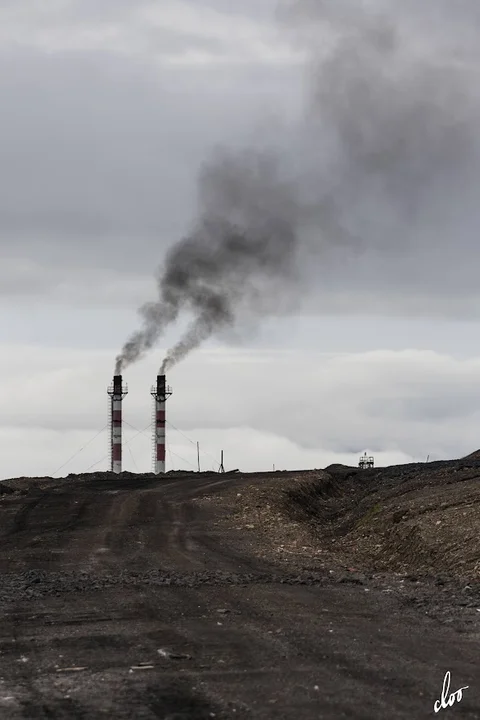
204 458 480 580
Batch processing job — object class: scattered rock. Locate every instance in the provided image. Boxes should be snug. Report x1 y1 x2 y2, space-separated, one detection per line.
157 649 192 660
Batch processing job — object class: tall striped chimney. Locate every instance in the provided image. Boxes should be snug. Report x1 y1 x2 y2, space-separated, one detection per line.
151 374 172 474
107 374 128 473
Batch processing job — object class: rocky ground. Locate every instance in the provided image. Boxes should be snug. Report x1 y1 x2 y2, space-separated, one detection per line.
0 459 478 718
195 457 480 628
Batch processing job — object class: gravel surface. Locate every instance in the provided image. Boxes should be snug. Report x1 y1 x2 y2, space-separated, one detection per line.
0 466 478 718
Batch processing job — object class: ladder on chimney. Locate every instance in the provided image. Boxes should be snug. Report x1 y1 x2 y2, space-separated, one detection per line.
151 396 157 473
108 395 113 472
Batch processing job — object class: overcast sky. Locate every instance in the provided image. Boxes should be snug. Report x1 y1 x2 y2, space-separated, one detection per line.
1 0 480 479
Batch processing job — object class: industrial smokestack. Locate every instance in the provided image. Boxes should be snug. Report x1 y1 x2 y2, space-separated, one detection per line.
107 374 128 474
151 374 172 474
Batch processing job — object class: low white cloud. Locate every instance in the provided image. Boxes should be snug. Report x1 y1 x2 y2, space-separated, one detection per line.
0 0 296 66
0 343 478 480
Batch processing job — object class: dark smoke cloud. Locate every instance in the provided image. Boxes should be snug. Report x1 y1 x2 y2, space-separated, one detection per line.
116 0 480 373
115 148 300 373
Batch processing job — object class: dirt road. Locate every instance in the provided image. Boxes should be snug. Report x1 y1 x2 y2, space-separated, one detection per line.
0 472 478 719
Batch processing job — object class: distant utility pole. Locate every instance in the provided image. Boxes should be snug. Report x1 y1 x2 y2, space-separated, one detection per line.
197 442 200 472
219 450 225 473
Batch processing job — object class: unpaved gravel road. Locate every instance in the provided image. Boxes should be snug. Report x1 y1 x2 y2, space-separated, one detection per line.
0 472 478 719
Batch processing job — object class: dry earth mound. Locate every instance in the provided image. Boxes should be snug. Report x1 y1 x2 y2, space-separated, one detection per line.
202 459 480 581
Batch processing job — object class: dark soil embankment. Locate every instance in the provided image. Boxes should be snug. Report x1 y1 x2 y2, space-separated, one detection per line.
283 459 480 579
202 458 480 581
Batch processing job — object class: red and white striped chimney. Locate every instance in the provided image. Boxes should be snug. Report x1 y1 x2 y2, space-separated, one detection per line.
107 374 128 473
151 374 172 474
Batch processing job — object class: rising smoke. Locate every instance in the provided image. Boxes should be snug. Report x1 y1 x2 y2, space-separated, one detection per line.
115 0 480 374
115 149 301 373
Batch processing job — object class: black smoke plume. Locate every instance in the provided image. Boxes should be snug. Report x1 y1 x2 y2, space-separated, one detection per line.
115 149 300 373
116 0 479 374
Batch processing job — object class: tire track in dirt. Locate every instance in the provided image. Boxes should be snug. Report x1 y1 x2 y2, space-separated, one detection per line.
0 471 479 718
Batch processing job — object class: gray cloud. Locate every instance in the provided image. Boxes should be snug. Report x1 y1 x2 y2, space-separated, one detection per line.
0 46 298 278
293 2 480 252
285 0 480 310
0 0 479 322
